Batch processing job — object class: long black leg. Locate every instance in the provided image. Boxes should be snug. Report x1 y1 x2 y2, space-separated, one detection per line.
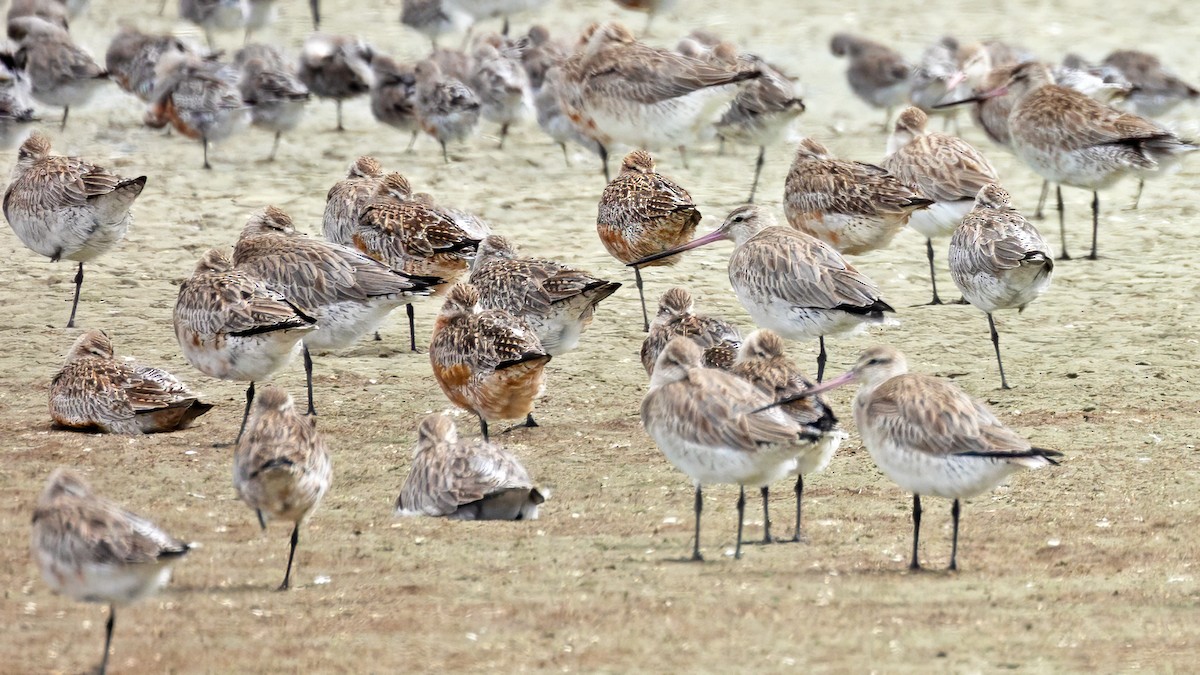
279 523 299 591
100 605 115 675
1088 191 1099 260
480 417 489 442
303 343 316 416
599 144 609 182
1056 185 1070 260
949 498 961 571
791 474 804 542
66 261 84 327
559 143 569 166
1034 180 1048 219
816 336 827 382
309 0 319 28
759 486 772 544
634 267 649 333
925 238 942 305
691 484 703 561
407 304 418 351
987 313 1010 389
60 105 69 130
236 382 256 444
747 146 765 203
910 493 922 570
498 123 509 149
734 485 746 560
1132 178 1144 210
203 135 211 170
336 100 344 131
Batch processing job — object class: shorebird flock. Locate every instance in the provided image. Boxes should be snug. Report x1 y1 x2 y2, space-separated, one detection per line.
4 0 1197 671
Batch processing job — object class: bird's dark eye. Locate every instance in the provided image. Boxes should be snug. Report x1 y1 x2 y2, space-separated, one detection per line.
867 358 881 365
733 215 744 222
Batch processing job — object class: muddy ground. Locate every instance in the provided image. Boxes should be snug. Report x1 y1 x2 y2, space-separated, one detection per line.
2 0 1199 671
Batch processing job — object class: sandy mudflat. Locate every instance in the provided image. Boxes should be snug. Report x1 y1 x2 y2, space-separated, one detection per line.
2 0 1199 671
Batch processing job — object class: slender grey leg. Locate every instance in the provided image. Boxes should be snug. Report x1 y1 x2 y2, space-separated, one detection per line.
268 131 281 161
407 131 418 152
634 267 649 333
1034 180 1048 219
203 135 211 170
949 498 961 571
407 304 418 351
279 523 299 591
236 382 255 443
302 343 316 416
100 605 115 675
559 143 570 166
816 336 827 382
1089 191 1100 260
760 486 772 544
60 106 69 130
691 484 704 561
336 100 344 131
677 145 688 169
910 493 922 570
441 140 449 163
924 238 942 305
791 474 805 542
748 146 766 203
734 485 746 560
498 123 509 149
1131 178 1144 210
66 262 84 328
987 313 1010 389
599 144 610 182
1056 185 1070 260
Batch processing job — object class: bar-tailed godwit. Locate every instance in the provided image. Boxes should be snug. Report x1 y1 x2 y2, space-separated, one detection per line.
232 206 440 414
233 385 332 590
881 107 999 304
641 337 807 560
629 204 894 382
395 413 545 519
429 283 550 441
31 468 190 675
297 33 375 132
1102 49 1198 118
369 55 420 151
469 234 620 356
469 40 530 149
949 184 1053 390
829 33 910 129
1000 62 1197 259
414 58 482 161
50 329 212 434
353 173 486 350
815 346 1062 570
173 249 317 442
641 286 741 375
596 149 701 332
147 52 248 169
784 137 932 255
323 156 385 246
3 132 146 327
8 17 108 129
731 328 842 543
235 44 310 161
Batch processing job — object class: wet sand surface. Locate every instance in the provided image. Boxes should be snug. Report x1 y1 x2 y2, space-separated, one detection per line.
3 0 1200 671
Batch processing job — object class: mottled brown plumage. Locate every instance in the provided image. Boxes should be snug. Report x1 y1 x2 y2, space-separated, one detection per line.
641 286 740 375
469 235 620 357
395 413 544 520
784 138 932 255
233 385 332 590
31 468 190 674
597 149 700 331
50 329 212 435
429 283 550 440
323 156 386 246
